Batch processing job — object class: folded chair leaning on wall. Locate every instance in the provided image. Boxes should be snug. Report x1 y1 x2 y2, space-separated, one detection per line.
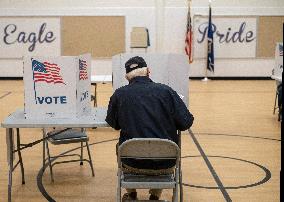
117 138 183 202
42 128 95 182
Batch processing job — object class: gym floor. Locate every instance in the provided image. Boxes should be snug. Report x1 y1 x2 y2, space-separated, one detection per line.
0 79 281 202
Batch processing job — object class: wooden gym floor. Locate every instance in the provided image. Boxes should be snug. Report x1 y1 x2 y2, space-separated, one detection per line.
0 79 281 202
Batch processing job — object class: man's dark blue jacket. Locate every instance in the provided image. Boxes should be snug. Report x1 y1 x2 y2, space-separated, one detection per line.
106 76 194 169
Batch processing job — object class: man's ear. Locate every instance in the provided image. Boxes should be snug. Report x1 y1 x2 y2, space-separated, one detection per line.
147 67 150 76
125 74 129 81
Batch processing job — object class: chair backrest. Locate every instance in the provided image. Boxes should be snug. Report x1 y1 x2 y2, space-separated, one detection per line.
118 138 180 165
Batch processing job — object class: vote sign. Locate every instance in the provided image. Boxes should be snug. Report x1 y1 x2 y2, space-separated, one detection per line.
24 54 91 119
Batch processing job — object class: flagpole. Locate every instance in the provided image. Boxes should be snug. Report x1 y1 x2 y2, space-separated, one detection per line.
202 54 209 81
31 58 38 104
202 0 212 82
185 0 193 64
188 0 193 63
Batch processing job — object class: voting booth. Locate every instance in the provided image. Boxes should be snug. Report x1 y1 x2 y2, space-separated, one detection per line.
24 54 91 119
112 53 190 106
272 42 283 81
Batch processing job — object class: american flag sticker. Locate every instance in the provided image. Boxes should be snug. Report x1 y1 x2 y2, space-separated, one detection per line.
79 59 88 80
32 60 65 85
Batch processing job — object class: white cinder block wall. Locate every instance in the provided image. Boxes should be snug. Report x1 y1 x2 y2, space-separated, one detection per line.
0 0 284 77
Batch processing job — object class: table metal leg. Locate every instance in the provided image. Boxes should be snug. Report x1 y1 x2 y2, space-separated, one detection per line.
94 83 97 107
42 128 46 168
91 83 98 107
7 128 14 202
16 128 25 185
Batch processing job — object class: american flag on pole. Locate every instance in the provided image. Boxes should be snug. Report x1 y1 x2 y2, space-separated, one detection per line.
32 60 65 84
185 0 193 63
79 59 88 80
279 44 283 56
206 2 214 73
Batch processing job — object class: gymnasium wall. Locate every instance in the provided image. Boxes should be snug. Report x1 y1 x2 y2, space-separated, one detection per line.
1 0 284 8
0 0 283 77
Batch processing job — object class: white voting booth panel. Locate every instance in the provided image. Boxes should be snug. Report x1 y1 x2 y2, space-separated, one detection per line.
272 42 283 81
112 53 189 106
24 54 91 119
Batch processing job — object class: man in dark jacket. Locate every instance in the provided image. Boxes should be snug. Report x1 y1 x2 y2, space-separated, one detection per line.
106 56 194 201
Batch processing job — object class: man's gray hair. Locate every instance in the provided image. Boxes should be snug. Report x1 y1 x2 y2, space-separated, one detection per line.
125 67 148 81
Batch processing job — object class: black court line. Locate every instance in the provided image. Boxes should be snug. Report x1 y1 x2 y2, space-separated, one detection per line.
190 91 273 94
0 91 11 99
188 129 232 202
195 132 281 142
37 138 118 201
182 155 271 190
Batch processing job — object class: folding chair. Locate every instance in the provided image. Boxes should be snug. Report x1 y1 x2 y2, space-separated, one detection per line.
273 81 282 121
117 138 183 202
273 82 280 114
42 128 95 182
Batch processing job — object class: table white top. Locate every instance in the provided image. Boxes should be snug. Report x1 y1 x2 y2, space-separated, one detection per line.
91 75 112 83
1 107 109 128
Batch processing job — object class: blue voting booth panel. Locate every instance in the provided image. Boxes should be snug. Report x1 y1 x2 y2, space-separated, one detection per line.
112 53 190 106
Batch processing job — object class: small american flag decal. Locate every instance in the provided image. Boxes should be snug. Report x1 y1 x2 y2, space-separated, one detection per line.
79 59 88 80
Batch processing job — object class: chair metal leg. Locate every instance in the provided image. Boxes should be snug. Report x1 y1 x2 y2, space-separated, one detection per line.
85 141 95 177
174 184 179 202
16 128 25 185
174 178 179 201
80 142 84 165
117 169 121 202
172 187 178 202
180 170 183 202
273 91 278 114
178 130 183 202
45 140 54 182
172 167 179 202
